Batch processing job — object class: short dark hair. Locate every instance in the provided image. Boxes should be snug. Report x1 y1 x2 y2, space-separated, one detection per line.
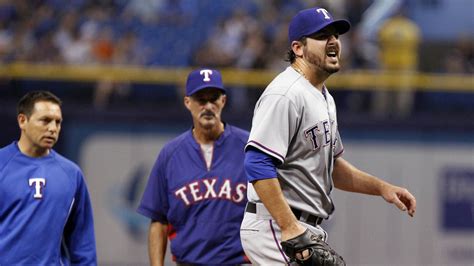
17 91 62 117
285 37 307 63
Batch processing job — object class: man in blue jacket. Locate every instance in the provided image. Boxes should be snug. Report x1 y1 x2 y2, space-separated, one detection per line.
0 90 97 265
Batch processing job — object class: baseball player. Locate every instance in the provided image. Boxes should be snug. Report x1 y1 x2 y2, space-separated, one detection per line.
240 7 417 265
137 68 250 265
0 91 97 265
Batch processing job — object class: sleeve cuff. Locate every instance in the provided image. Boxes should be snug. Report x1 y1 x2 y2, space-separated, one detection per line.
136 206 168 223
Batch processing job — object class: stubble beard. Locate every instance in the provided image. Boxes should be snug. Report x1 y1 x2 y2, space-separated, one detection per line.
304 47 340 75
199 111 217 130
200 119 215 131
198 117 223 141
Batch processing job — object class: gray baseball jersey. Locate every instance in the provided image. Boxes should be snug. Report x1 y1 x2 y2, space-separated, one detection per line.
246 66 344 218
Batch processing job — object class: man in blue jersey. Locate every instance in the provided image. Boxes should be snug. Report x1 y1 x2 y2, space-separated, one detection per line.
137 68 250 265
0 91 97 265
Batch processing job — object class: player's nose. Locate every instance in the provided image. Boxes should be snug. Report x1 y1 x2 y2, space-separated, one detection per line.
202 101 215 109
327 35 337 43
47 122 58 133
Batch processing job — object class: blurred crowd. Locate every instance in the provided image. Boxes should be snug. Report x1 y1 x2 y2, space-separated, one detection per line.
0 0 472 72
0 0 149 65
0 0 472 115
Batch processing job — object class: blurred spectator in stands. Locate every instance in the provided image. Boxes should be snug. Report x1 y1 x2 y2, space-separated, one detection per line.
266 23 289 71
345 0 373 69
5 3 59 63
93 30 150 109
61 26 92 64
255 3 292 69
92 26 115 64
425 34 474 114
30 31 62 63
259 0 305 13
0 21 12 60
236 28 266 69
0 0 17 24
79 5 107 44
444 34 474 74
3 20 34 62
372 6 421 118
192 21 235 67
33 4 56 39
231 26 267 112
256 3 278 36
124 0 165 24
58 4 115 65
11 0 29 19
356 0 403 68
156 0 196 25
113 30 148 65
53 11 78 61
310 0 345 17
221 8 258 55
193 8 257 67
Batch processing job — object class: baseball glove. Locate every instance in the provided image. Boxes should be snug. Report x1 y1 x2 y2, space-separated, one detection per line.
280 229 345 266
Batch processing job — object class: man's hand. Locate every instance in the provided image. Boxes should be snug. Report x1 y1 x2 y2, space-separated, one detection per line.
380 184 416 217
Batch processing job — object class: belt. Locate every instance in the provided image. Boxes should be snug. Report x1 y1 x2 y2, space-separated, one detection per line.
245 202 323 226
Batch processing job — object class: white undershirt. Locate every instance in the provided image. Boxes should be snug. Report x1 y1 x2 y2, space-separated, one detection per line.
200 143 213 170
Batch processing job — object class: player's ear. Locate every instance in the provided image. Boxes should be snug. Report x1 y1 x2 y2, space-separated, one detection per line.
17 113 28 130
184 96 192 111
220 94 227 107
291 40 304 57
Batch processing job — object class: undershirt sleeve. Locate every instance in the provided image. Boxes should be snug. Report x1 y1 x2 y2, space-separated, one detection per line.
244 147 278 182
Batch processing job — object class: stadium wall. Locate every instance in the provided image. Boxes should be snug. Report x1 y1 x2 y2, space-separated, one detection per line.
64 123 474 265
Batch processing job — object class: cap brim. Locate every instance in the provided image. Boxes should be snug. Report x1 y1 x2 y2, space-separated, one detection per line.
304 19 351 38
187 85 226 96
329 19 351 35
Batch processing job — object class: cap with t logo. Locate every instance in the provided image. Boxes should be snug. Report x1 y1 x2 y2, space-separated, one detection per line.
288 7 351 44
186 69 226 96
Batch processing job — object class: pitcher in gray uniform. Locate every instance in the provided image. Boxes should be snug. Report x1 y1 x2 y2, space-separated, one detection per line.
240 7 417 265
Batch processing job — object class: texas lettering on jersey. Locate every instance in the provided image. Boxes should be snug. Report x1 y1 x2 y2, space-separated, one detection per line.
29 177 46 199
174 177 246 206
304 119 339 150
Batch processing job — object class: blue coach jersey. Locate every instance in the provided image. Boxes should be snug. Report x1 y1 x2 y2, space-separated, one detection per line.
137 125 250 265
0 142 97 265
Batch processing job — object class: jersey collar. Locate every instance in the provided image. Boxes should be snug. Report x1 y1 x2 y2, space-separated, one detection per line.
12 141 55 160
188 122 231 150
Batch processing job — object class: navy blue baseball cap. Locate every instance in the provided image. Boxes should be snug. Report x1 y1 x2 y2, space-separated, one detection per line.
288 7 351 43
186 68 226 96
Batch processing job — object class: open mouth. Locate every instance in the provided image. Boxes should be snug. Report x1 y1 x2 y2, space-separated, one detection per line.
326 49 338 58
